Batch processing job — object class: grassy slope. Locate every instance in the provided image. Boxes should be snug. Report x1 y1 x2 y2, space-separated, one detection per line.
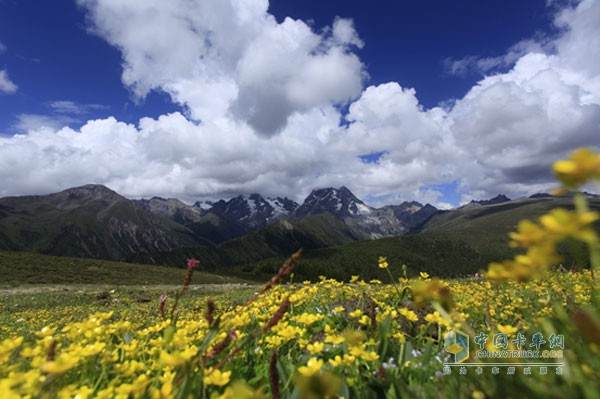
129 213 361 269
0 250 253 286
242 196 600 281
247 233 486 281
417 196 600 259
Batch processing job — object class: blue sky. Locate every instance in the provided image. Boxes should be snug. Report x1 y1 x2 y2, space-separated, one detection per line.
0 0 553 128
0 0 598 208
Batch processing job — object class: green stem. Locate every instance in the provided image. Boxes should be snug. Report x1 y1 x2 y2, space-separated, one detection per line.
573 191 589 213
386 268 402 299
399 342 405 365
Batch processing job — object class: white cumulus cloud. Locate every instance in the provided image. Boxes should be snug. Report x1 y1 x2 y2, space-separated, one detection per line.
77 0 365 136
0 0 599 209
448 0 600 201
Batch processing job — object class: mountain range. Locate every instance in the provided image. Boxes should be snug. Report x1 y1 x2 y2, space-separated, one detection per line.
1 183 598 280
0 184 436 261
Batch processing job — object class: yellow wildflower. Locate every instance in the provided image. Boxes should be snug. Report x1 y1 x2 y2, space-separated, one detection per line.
203 369 231 387
159 345 198 368
487 244 560 282
293 313 324 325
540 208 599 244
78 342 106 357
399 307 419 322
0 337 23 363
297 357 323 377
349 346 379 362
553 147 600 188
41 354 80 374
472 390 485 399
276 325 302 340
509 220 548 248
328 355 344 367
324 334 345 345
307 341 324 355
425 311 444 324
393 331 406 344
411 278 453 310
378 256 389 269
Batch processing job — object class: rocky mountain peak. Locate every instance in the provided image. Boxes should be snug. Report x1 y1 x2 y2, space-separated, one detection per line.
210 193 298 229
295 186 371 218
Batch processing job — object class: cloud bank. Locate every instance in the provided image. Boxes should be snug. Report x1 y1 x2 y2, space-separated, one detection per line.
0 0 599 207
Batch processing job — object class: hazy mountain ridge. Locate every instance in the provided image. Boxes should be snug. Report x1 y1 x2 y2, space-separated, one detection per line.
0 185 200 259
1 184 429 261
3 183 581 272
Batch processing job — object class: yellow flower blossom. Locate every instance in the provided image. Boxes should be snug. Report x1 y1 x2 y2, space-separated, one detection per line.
378 256 389 269
411 278 453 310
399 307 419 322
0 337 23 363
328 355 344 367
324 334 345 345
297 357 323 377
203 369 232 387
276 325 302 340
540 208 599 244
509 220 548 248
472 390 485 399
425 311 444 324
553 147 600 188
159 345 198 368
41 354 80 374
292 313 324 325
488 245 561 282
307 341 324 355
393 331 406 344
349 346 379 362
